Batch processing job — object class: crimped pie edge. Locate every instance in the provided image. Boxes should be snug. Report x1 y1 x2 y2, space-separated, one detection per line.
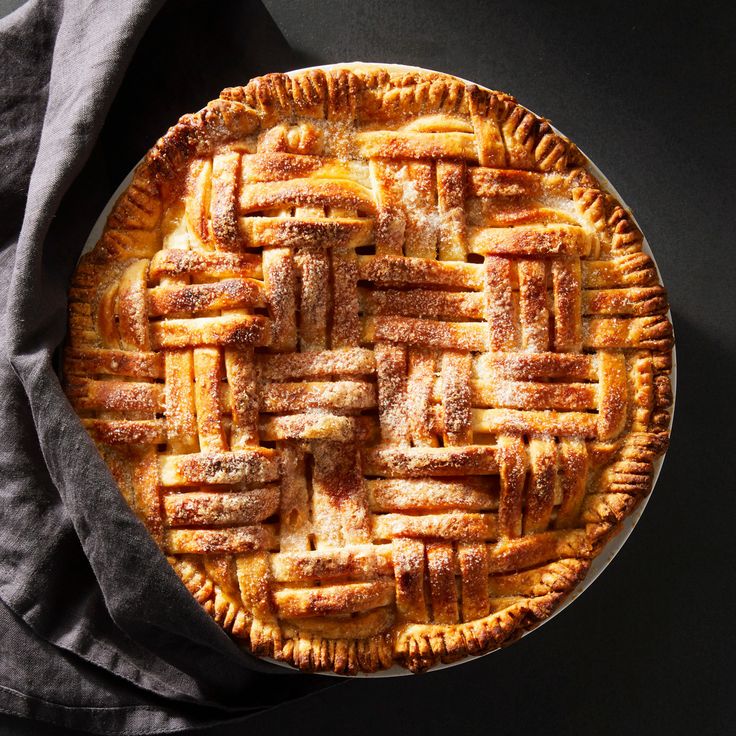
64 64 674 675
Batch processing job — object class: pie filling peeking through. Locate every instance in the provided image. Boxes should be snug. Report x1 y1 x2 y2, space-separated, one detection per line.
64 66 673 674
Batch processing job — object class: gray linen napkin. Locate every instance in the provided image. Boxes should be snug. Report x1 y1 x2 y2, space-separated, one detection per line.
0 1 330 732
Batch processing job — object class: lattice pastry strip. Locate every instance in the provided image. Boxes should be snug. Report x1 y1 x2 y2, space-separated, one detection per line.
64 66 673 675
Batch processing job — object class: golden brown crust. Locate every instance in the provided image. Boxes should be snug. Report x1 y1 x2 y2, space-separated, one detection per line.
64 65 673 675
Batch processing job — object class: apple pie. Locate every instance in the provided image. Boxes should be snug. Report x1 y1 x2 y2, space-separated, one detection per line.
64 65 673 674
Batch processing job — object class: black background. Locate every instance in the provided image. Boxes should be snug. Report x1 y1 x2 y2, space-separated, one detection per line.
1 0 735 734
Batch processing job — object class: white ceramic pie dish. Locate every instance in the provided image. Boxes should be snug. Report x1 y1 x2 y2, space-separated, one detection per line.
81 62 676 678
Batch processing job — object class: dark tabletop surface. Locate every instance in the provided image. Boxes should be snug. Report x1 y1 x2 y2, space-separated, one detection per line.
1 0 734 734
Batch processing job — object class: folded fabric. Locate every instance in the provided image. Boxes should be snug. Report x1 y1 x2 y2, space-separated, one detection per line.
0 1 332 732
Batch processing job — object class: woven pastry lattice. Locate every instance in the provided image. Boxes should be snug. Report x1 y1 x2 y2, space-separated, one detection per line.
65 67 673 673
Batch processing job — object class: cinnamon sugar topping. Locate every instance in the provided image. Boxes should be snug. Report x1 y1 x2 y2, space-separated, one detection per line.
65 65 672 675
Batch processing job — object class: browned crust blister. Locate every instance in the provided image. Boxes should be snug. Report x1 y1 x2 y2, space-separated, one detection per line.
64 65 673 675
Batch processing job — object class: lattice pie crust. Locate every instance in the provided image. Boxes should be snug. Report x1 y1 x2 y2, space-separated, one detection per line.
64 66 673 674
